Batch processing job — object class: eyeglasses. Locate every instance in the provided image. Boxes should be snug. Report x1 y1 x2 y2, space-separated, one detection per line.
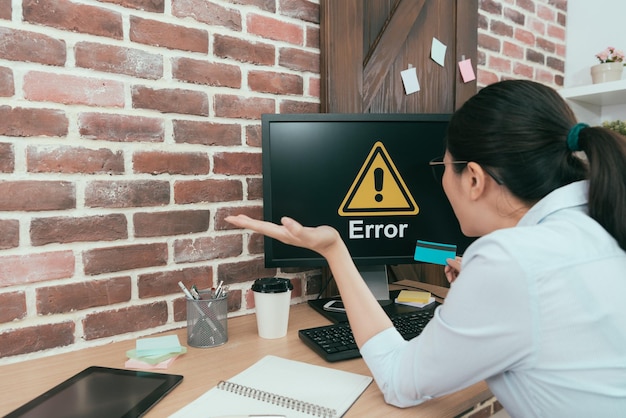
429 157 504 185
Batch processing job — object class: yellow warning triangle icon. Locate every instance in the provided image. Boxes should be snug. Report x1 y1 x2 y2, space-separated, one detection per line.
339 141 419 216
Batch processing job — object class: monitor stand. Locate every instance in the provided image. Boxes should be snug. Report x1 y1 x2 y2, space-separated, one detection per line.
359 265 392 306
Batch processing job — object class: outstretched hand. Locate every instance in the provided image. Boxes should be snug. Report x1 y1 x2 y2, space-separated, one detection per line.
225 215 342 257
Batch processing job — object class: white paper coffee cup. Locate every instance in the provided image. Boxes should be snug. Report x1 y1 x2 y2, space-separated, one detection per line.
252 278 293 339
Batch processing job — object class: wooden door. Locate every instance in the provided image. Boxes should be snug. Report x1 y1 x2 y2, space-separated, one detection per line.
320 0 478 286
320 0 478 114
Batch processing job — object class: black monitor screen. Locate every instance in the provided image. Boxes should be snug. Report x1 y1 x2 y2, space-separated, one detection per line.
262 113 474 267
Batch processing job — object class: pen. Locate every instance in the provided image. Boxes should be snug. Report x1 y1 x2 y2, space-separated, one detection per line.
178 281 195 300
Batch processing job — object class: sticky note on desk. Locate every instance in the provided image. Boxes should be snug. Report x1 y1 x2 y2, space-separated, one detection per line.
414 240 457 265
135 335 183 357
397 290 431 304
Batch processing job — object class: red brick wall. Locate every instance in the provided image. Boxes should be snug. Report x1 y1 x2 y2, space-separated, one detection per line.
0 0 321 362
0 0 566 363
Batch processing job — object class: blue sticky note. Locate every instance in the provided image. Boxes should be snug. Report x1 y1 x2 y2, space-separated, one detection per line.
136 335 183 357
414 240 457 265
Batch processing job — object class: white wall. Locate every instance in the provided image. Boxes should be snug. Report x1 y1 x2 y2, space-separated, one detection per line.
564 0 625 87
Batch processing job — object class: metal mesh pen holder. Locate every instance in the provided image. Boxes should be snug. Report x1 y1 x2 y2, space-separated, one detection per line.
186 293 228 348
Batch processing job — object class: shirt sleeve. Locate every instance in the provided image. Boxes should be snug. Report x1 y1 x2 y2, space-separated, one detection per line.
360 233 536 407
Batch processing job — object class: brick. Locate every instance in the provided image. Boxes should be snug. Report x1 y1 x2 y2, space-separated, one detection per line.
247 232 265 255
513 62 534 79
134 210 210 238
248 70 303 95
479 0 502 16
173 119 241 146
174 179 243 204
537 4 556 22
490 20 514 38
217 257 276 286
27 145 125 174
279 0 319 23
279 100 320 114
477 70 499 87
79 112 164 143
0 291 26 323
228 0 275 13
548 0 567 12
516 0 535 13
528 16 546 35
174 235 243 263
75 42 163 80
82 302 167 340
0 66 14 97
247 13 304 45
0 251 75 287
0 28 66 66
138 265 212 298
0 142 14 172
83 243 168 276
99 0 164 13
24 72 124 107
23 0 123 39
537 37 556 54
214 94 275 120
214 206 263 231
172 0 242 30
0 181 75 211
546 57 565 72
132 86 208 116
172 57 241 88
307 76 319 98
213 35 275 66
0 0 10 19
245 124 262 148
503 41 524 59
213 151 262 175
526 48 545 64
514 27 535 46
247 177 263 200
36 276 131 315
547 23 566 41
30 214 128 246
0 106 68 137
0 219 19 249
0 322 75 357
503 7 525 25
306 25 319 48
85 180 169 208
478 33 501 53
133 151 210 175
129 16 208 53
279 47 320 73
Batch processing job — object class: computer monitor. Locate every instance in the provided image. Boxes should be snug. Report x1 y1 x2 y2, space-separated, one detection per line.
261 113 474 298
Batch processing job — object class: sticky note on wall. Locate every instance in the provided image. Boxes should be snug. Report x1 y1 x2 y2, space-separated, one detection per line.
414 240 457 265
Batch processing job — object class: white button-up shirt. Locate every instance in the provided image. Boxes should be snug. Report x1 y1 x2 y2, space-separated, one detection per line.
361 180 626 417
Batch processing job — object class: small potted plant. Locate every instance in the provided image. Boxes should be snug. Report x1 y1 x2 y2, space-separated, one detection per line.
591 46 624 84
602 120 626 136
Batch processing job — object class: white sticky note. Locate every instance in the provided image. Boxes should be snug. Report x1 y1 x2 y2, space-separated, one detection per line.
459 58 476 82
401 67 420 94
431 38 447 66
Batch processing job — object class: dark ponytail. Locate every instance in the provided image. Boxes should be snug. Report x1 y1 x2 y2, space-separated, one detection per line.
446 79 626 251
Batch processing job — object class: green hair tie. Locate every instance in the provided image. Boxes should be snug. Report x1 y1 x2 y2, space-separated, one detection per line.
566 123 588 151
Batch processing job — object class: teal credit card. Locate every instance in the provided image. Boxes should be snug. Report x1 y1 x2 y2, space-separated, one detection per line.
414 240 457 265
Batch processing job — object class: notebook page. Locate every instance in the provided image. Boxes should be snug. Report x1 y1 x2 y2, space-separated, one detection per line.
169 355 373 418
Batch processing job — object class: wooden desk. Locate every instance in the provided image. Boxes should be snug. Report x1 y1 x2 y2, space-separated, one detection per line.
0 303 492 417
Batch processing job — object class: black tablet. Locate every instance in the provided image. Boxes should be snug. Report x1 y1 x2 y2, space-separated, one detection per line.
4 366 183 418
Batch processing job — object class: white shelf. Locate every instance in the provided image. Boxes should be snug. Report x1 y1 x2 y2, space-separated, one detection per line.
559 79 626 106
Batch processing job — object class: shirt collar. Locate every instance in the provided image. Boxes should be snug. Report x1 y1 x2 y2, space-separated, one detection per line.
517 180 589 227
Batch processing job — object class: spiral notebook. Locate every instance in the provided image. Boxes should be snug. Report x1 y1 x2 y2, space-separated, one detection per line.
169 355 373 418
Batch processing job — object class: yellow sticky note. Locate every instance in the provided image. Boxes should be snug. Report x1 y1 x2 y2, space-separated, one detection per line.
397 290 431 304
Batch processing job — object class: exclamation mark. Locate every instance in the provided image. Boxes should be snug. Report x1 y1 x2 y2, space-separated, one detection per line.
374 167 383 202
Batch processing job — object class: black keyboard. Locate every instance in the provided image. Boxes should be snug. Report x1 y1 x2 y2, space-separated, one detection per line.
298 308 436 362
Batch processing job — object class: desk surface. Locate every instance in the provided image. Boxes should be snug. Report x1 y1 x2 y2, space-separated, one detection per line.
0 303 492 417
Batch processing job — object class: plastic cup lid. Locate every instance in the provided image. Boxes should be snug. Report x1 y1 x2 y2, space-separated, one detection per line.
251 277 293 293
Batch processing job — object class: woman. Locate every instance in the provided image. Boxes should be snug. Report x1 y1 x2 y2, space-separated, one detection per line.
226 80 626 417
